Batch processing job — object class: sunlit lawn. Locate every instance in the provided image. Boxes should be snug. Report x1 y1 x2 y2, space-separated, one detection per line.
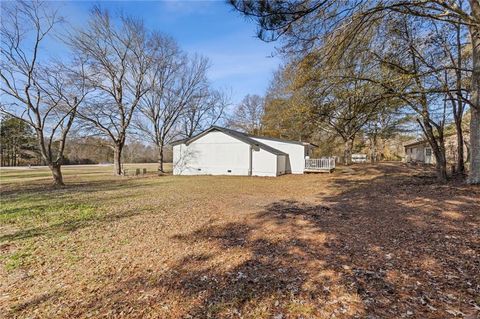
0 163 479 318
0 162 166 185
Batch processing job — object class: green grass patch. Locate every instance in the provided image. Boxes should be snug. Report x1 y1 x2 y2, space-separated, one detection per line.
1 192 100 243
1 243 35 271
1 196 98 228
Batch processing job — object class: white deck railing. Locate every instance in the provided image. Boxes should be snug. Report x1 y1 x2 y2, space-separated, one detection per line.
305 157 335 171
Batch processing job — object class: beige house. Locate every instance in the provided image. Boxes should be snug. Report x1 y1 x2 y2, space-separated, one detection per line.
404 134 469 166
404 140 434 164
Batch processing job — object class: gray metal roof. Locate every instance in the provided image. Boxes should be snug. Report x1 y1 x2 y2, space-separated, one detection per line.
404 140 429 148
171 126 289 156
247 134 318 147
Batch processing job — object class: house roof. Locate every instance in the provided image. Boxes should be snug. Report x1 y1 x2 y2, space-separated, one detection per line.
171 126 304 156
404 140 429 148
246 134 318 147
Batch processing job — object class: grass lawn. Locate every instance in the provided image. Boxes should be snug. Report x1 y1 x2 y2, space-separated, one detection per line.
0 163 479 318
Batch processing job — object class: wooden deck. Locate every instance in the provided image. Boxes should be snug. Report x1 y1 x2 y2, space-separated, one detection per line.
304 158 335 173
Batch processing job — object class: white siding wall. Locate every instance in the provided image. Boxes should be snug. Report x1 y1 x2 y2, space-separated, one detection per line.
405 144 435 164
173 131 250 175
406 146 425 162
276 155 287 176
251 148 278 177
251 138 306 174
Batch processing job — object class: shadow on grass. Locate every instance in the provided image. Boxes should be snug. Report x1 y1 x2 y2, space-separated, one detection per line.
0 208 141 243
9 164 480 318
71 221 352 318
10 290 63 313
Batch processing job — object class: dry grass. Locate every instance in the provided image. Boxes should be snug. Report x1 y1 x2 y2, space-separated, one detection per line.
0 163 165 185
0 163 479 318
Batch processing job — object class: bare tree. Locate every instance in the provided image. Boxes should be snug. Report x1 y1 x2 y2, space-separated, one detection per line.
0 1 87 186
70 7 155 175
228 94 265 134
432 20 471 175
136 50 215 173
364 107 406 164
181 88 228 138
378 16 452 180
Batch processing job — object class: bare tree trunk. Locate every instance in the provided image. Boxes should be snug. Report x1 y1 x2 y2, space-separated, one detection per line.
370 134 377 164
470 107 480 183
469 20 480 184
50 163 64 187
157 143 164 174
113 145 123 176
13 139 16 166
418 116 448 182
431 138 448 182
453 19 465 176
455 120 465 175
344 138 353 165
434 148 448 182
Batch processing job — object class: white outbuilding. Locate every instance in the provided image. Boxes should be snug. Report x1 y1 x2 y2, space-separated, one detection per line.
172 126 319 177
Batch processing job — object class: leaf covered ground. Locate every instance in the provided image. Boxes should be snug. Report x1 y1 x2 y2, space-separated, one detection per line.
0 163 479 318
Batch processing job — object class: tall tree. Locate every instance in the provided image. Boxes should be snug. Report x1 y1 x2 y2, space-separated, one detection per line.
303 77 385 165
231 0 480 183
0 1 87 186
229 94 265 134
432 20 471 175
263 65 316 140
70 7 155 175
181 88 228 138
0 117 38 166
136 39 214 172
377 16 452 180
294 35 392 165
364 107 406 164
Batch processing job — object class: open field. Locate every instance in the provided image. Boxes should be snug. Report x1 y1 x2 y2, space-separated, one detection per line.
1 163 479 318
0 163 167 186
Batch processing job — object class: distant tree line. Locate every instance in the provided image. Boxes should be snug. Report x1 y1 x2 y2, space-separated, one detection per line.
0 1 227 185
0 117 38 166
0 116 164 166
230 0 478 183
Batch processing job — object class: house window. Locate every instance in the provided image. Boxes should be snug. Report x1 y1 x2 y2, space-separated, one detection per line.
425 148 432 156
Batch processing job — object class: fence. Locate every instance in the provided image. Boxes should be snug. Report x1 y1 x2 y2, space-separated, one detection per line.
305 157 335 171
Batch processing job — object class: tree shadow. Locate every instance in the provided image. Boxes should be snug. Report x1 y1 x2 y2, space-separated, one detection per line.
12 164 478 318
82 164 478 318
70 220 360 318
0 208 140 243
9 290 63 314
306 165 480 317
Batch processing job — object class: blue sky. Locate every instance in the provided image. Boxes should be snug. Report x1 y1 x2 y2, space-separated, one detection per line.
56 0 282 106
